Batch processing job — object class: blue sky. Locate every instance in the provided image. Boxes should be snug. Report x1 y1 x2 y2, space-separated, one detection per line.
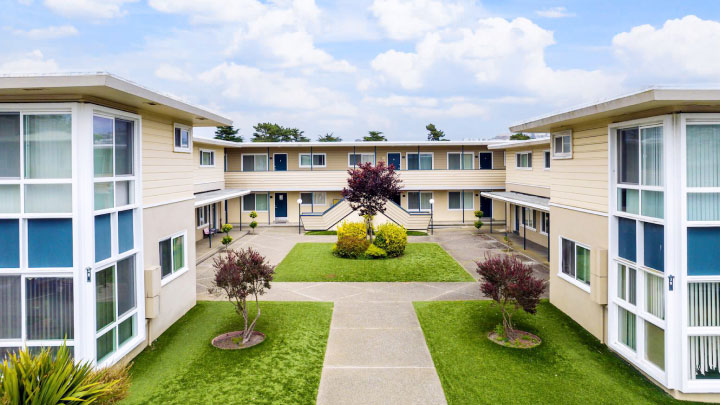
2 0 720 141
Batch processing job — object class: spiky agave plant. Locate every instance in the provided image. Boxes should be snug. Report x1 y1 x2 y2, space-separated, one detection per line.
0 344 128 404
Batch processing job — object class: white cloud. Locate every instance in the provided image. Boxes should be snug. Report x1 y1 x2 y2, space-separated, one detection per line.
371 17 624 105
535 6 574 18
403 102 486 118
11 25 78 39
44 0 138 19
364 94 438 107
0 50 59 73
154 65 192 81
370 0 464 40
612 15 720 80
199 62 357 115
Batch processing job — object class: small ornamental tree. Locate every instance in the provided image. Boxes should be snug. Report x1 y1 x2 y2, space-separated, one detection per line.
221 223 233 249
476 254 546 339
249 211 258 233
473 210 484 231
341 162 402 241
212 248 275 345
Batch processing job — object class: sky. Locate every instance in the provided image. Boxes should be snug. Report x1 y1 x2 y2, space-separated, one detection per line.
2 0 720 141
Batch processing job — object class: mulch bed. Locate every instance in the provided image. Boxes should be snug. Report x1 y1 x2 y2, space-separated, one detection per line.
212 330 266 350
487 330 541 349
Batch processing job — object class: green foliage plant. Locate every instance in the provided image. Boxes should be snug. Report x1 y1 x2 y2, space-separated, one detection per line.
221 223 233 249
249 211 258 233
333 221 370 258
365 244 387 259
373 223 408 257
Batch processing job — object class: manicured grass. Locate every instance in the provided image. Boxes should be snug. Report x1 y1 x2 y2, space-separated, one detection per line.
414 301 693 405
407 230 428 236
304 230 428 236
124 301 333 404
274 242 474 282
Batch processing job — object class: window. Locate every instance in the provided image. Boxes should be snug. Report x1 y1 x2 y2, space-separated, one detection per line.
95 255 137 362
0 276 21 339
196 206 209 227
300 192 326 207
618 307 637 351
560 238 590 287
0 219 19 268
448 191 473 210
522 208 535 230
617 264 636 305
540 212 550 234
544 150 551 169
617 126 663 219
0 113 20 178
95 214 111 262
407 153 432 170
299 153 326 168
25 114 72 179
28 219 73 268
552 130 572 158
26 277 74 340
243 193 268 211
300 192 313 205
407 192 432 211
349 153 375 166
447 153 473 170
160 234 186 280
200 150 215 167
242 154 268 172
173 124 191 152
314 192 326 205
515 152 532 169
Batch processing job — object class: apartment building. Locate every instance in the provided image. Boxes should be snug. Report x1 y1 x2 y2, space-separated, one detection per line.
0 73 231 367
510 88 720 402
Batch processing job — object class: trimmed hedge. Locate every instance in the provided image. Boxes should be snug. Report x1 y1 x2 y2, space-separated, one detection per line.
333 221 369 258
373 223 408 257
365 244 387 259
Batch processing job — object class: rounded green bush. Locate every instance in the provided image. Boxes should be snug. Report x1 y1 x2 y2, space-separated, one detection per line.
333 235 370 258
373 222 407 257
337 220 367 241
365 244 387 259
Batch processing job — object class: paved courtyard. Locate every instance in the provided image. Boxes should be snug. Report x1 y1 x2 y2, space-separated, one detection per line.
195 226 548 405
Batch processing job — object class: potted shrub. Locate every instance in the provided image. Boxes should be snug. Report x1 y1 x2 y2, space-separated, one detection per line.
211 248 275 349
476 254 546 348
249 211 258 233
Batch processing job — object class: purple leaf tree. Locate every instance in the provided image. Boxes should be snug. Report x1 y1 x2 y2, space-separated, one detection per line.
341 161 402 240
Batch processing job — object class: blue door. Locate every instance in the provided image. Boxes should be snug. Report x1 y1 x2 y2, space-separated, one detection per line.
480 196 492 217
479 152 492 170
387 153 401 170
275 193 288 218
274 154 287 171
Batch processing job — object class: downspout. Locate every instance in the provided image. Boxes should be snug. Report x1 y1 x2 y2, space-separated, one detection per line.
310 146 313 171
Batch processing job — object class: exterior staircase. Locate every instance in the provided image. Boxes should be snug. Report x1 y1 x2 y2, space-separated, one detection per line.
300 199 431 231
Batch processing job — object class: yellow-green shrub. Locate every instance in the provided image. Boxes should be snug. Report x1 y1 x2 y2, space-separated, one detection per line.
332 235 370 258
373 223 407 257
337 220 367 241
365 244 387 259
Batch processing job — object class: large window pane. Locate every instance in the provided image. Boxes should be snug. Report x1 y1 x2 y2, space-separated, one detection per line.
617 188 639 215
576 245 591 284
618 217 637 263
0 113 20 178
255 155 267 171
689 282 720 327
94 182 114 211
173 236 184 272
463 154 473 169
688 193 720 221
28 219 72 268
618 128 639 185
242 155 255 172
688 227 720 276
408 192 419 210
0 184 20 213
448 192 460 209
617 264 636 305
646 273 665 320
643 222 664 272
26 277 73 340
118 210 134 254
255 194 268 211
118 315 135 347
96 266 115 331
641 126 663 186
159 239 172 278
25 184 72 213
420 154 432 170
300 154 311 167
0 219 19 268
95 214 111 263
690 336 720 379
463 192 473 209
96 328 115 362
24 114 71 179
448 154 460 170
641 191 663 219
561 238 575 277
687 125 720 187
115 119 133 176
117 256 136 316
618 307 636 351
408 154 419 170
243 194 255 211
420 192 432 210
93 116 113 178
645 322 665 371
0 276 21 339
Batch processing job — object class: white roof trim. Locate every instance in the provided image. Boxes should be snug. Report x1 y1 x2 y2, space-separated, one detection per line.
194 189 250 207
487 138 551 149
192 137 504 148
480 191 549 212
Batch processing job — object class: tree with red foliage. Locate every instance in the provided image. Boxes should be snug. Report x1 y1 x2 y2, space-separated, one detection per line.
342 161 402 240
476 254 546 339
212 248 275 345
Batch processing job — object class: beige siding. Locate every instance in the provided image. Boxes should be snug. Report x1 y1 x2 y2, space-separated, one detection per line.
142 114 194 206
194 144 225 193
504 144 551 194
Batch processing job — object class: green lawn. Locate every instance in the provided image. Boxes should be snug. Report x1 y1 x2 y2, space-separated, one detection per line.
414 301 693 405
124 301 333 405
274 242 474 282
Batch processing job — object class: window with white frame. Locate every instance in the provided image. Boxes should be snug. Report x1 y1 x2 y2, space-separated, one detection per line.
544 150 551 169
407 191 432 211
447 152 473 170
515 152 532 169
173 124 191 152
560 238 590 287
196 206 209 227
200 150 215 167
540 212 550 234
552 130 572 158
407 153 432 170
243 193 268 211
448 191 473 210
159 233 186 280
348 153 375 166
522 208 535 229
300 192 326 210
242 154 268 172
299 153 326 168
95 255 137 362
